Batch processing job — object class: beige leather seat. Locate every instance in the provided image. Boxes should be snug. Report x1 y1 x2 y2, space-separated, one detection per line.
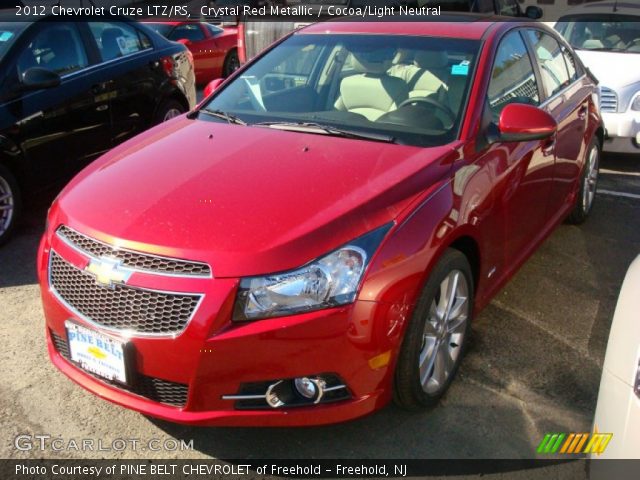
335 50 409 121
409 50 450 99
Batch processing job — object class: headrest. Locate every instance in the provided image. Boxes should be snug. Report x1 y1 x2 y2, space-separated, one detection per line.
350 47 394 75
414 49 448 69
392 48 413 65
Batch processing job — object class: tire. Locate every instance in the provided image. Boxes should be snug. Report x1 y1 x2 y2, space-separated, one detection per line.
153 99 186 125
0 164 21 247
566 137 600 225
222 49 240 78
394 249 473 410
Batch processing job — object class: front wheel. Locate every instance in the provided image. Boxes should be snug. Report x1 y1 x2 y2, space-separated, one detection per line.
566 137 600 225
394 249 473 410
0 164 21 247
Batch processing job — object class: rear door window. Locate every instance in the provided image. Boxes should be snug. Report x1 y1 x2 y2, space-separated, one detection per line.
169 24 205 42
88 22 149 62
525 30 571 98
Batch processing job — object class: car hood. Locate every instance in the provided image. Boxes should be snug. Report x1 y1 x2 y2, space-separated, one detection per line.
55 117 456 277
575 50 640 90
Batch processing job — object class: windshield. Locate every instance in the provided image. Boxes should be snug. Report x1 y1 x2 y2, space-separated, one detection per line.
556 15 640 53
202 33 479 147
0 22 26 61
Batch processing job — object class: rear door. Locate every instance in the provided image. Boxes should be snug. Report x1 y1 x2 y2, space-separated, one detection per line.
83 21 160 144
2 21 111 186
523 29 591 215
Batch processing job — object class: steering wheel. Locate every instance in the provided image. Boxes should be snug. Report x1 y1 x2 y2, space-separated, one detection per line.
398 96 456 127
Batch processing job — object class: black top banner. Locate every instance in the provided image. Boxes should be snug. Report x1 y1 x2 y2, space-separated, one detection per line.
0 1 636 23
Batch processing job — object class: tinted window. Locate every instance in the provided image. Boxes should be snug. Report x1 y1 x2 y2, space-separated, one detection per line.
145 22 172 38
17 23 88 76
205 23 224 36
525 30 570 97
88 22 147 62
169 24 205 42
488 30 540 118
561 45 578 82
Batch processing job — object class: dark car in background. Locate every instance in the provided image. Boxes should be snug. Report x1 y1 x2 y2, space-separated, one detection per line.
0 15 196 245
144 21 239 84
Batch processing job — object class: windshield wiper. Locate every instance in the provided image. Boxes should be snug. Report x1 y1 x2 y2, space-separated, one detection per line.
254 121 396 143
199 109 246 126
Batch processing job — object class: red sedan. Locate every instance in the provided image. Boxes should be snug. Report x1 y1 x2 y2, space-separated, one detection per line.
144 21 238 84
39 17 602 426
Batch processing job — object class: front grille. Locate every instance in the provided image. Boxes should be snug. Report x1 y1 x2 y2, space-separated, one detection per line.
57 226 211 277
599 87 618 113
49 252 201 335
50 331 188 407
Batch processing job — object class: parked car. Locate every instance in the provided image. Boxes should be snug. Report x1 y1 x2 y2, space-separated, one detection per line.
237 0 544 63
0 15 196 245
144 21 239 84
39 16 602 426
555 1 640 154
591 255 640 459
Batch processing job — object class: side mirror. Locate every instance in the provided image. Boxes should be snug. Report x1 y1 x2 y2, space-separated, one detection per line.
176 38 191 46
525 6 543 20
204 78 224 97
21 67 60 91
498 103 557 142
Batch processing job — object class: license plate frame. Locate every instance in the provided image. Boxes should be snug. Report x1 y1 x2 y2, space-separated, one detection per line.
65 321 135 386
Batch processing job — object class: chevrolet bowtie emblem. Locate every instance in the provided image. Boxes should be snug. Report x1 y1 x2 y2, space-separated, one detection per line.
85 257 133 288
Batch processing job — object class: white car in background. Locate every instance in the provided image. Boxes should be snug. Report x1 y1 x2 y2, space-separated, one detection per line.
556 2 640 154
592 255 640 459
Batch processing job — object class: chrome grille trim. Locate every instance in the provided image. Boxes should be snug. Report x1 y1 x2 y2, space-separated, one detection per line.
56 226 212 278
49 251 203 337
599 87 618 113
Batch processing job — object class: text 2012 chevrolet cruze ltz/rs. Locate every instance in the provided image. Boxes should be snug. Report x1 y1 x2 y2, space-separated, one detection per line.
38 17 602 426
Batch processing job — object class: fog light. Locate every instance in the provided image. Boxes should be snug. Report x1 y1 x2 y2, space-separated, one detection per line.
294 377 326 404
294 377 317 399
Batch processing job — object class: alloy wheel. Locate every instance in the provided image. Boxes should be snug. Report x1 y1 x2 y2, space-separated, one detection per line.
418 270 469 394
0 175 15 237
163 108 182 121
582 144 599 213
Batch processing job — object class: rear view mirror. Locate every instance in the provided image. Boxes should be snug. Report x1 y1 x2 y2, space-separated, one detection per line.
204 78 224 97
498 103 557 142
525 6 543 20
21 67 60 91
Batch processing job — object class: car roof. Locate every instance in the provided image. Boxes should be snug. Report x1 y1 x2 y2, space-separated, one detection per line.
301 14 501 40
560 1 640 17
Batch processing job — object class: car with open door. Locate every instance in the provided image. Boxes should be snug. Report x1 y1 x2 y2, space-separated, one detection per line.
0 14 196 245
39 15 601 426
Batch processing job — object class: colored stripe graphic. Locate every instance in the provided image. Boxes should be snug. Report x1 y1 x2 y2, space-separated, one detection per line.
539 432 613 455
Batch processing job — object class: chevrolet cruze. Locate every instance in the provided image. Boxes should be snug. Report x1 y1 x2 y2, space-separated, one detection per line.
38 17 603 426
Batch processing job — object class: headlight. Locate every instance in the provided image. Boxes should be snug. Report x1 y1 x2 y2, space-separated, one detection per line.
233 224 392 321
631 94 640 111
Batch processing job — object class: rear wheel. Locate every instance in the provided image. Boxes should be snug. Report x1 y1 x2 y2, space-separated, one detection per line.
222 49 240 77
0 164 21 247
154 99 186 124
394 249 473 410
567 137 600 225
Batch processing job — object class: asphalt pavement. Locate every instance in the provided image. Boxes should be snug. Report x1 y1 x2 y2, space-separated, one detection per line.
0 152 638 474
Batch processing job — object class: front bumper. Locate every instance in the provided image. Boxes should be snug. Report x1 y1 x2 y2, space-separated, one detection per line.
602 111 640 154
38 232 400 427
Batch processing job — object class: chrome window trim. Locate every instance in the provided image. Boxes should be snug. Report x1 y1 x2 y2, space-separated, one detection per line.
539 73 588 109
56 226 212 279
48 249 205 339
